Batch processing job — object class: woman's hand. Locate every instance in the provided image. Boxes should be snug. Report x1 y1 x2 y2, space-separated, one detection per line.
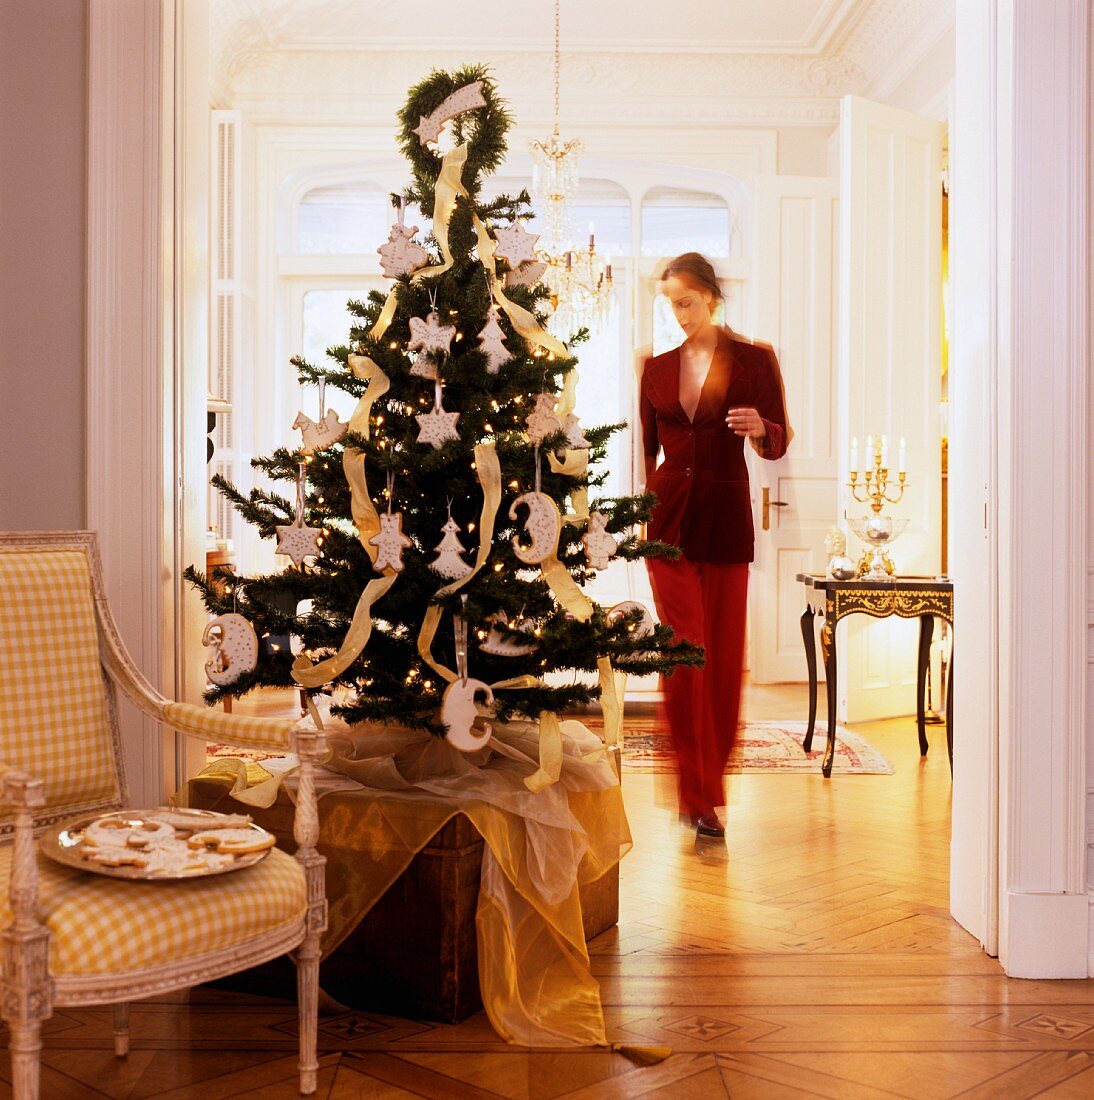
725 406 766 439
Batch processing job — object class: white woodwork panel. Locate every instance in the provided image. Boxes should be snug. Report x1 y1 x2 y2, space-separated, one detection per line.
752 176 839 683
837 94 944 721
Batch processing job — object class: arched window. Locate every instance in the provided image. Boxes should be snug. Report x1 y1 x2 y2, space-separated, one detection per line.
296 180 388 254
641 186 738 259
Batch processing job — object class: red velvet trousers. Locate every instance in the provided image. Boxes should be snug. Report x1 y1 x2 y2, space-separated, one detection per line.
646 556 749 818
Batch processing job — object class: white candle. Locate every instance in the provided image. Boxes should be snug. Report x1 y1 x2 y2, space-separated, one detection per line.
850 436 859 474
881 436 888 467
866 434 874 457
899 437 906 473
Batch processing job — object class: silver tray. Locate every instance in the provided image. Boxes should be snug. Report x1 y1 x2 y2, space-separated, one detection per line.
40 807 274 881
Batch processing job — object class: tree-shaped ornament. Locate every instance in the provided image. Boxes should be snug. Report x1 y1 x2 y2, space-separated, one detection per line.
430 503 473 581
583 511 617 571
377 198 430 278
563 413 590 449
292 378 347 452
275 462 323 567
493 220 540 267
368 471 413 573
476 305 511 374
525 392 563 444
416 377 461 449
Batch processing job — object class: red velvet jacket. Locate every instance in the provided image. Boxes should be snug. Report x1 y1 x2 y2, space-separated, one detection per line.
640 328 789 564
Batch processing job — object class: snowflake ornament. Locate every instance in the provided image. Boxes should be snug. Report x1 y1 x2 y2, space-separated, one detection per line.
377 223 429 279
275 517 323 568
493 221 540 267
525 393 563 444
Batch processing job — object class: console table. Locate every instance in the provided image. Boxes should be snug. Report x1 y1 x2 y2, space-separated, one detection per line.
796 574 954 778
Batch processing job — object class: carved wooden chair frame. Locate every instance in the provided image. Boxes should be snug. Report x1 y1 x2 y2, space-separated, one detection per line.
0 531 327 1098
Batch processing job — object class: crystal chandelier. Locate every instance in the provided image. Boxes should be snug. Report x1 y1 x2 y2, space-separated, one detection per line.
529 0 614 336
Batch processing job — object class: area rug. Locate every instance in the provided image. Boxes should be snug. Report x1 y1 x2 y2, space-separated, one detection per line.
618 718 894 775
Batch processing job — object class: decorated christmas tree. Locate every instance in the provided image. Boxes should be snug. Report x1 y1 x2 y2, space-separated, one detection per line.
187 66 700 757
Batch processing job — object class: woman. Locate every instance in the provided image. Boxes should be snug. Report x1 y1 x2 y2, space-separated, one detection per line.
640 252 790 840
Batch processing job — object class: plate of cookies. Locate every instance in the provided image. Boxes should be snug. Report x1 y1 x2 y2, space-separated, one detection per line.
40 807 278 880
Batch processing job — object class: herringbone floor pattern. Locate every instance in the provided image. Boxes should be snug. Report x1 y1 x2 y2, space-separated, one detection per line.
5 682 1094 1098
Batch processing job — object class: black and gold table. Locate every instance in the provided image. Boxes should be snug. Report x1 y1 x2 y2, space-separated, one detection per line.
797 574 954 778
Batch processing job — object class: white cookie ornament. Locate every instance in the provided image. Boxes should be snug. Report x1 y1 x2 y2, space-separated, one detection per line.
480 612 538 657
292 409 347 452
441 678 495 752
408 311 457 360
477 308 511 374
510 492 562 565
378 223 429 278
606 600 657 667
275 516 323 568
583 511 617 571
563 413 591 449
430 515 473 581
525 393 563 444
202 612 259 686
506 261 547 288
416 382 461 450
412 80 488 146
369 512 413 573
493 221 540 267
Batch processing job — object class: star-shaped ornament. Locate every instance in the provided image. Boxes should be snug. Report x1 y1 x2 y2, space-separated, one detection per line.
416 399 461 450
412 81 487 146
275 518 323 568
408 311 457 360
525 393 563 444
493 222 540 267
377 223 429 278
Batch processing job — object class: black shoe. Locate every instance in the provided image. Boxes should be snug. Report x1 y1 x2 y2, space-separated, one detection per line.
694 814 725 839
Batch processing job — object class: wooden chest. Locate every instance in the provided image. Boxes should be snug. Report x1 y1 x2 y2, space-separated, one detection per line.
188 755 620 1023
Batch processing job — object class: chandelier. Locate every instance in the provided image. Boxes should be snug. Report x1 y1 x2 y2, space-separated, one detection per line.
529 0 614 337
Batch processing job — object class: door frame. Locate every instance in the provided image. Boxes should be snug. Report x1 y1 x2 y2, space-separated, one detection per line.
87 0 1092 976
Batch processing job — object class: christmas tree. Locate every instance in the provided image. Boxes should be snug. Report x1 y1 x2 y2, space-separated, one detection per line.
187 65 700 749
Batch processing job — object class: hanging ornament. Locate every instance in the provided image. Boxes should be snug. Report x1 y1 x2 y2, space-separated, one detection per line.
430 501 473 581
505 261 548 289
510 446 561 565
606 600 657 667
377 199 430 278
563 412 590 448
289 598 314 657
275 462 323 568
369 470 414 573
292 379 347 452
582 511 617 571
443 603 495 752
408 310 457 361
476 306 511 375
416 378 461 450
493 221 540 267
412 80 487 146
202 612 259 686
525 393 563 444
480 611 538 657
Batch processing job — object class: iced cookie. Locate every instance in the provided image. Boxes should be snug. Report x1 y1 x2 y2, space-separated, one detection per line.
85 817 174 851
146 808 253 836
187 827 276 855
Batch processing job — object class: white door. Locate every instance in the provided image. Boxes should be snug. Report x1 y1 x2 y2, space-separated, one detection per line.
750 176 839 683
837 95 944 722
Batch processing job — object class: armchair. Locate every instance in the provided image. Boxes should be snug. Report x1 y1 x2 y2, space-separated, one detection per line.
0 532 327 1098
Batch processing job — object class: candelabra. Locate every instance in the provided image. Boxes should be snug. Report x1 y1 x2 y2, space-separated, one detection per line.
847 434 908 580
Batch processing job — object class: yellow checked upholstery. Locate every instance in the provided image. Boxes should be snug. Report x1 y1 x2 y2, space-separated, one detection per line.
0 533 327 1100
0 845 305 977
0 549 122 827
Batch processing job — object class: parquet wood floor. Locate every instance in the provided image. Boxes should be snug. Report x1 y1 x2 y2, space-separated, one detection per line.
5 682 1094 1098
